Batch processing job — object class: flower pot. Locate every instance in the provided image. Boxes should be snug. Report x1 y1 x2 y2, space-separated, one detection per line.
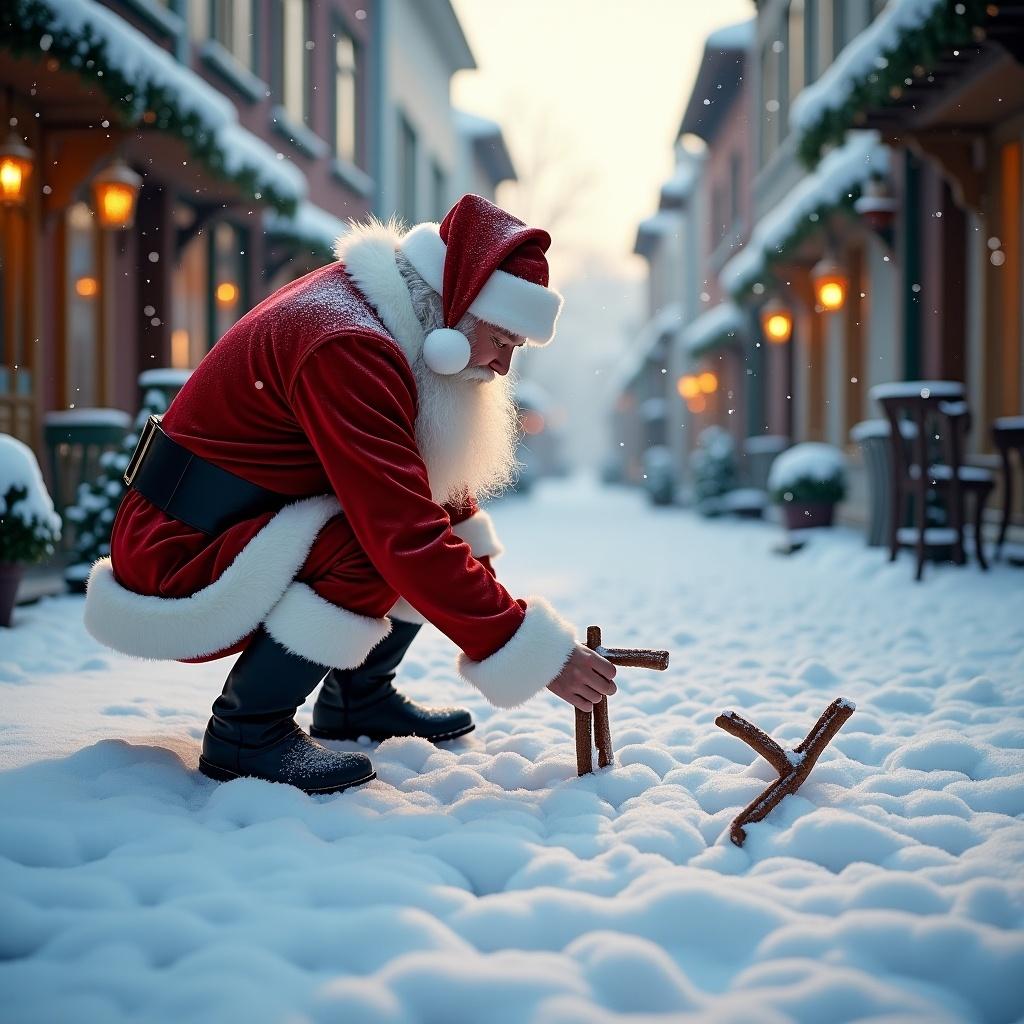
782 501 835 531
0 562 25 627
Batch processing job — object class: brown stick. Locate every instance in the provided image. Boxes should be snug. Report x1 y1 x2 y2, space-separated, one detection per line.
714 710 793 777
575 707 592 776
715 697 855 846
599 648 670 671
575 625 670 776
588 628 612 768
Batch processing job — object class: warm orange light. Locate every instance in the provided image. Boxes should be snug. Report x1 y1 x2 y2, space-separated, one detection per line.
521 410 545 435
698 372 718 394
0 131 34 207
216 282 240 305
812 257 848 312
760 302 793 343
687 395 707 414
92 159 142 229
171 329 190 369
677 375 700 400
75 276 99 298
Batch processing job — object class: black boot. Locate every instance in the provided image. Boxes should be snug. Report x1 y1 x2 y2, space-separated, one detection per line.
199 625 376 794
310 619 474 743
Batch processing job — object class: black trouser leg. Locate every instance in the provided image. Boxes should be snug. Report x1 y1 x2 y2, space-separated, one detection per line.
311 618 474 742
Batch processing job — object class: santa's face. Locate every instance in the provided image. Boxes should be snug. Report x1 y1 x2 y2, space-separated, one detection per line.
462 321 526 382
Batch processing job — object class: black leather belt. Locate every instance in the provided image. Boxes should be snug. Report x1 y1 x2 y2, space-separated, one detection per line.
122 414 288 535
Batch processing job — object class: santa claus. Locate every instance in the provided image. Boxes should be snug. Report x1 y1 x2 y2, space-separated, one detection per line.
83 194 617 794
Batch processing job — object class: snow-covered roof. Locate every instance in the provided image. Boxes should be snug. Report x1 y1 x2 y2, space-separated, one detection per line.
264 201 349 256
659 161 699 209
678 19 753 143
454 110 516 185
790 0 945 141
682 302 746 357
634 212 680 258
720 132 889 296
25 0 306 208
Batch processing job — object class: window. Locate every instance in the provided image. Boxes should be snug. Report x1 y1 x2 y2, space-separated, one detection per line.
171 204 209 370
333 26 359 164
211 222 247 344
398 112 417 222
64 202 100 406
789 0 806 100
759 38 779 166
431 159 447 221
212 0 254 69
804 0 818 84
275 0 310 125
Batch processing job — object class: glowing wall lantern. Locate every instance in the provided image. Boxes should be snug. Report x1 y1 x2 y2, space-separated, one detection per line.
216 281 240 306
92 159 143 230
760 301 793 344
75 276 99 298
0 131 34 207
812 257 848 312
698 371 718 394
676 375 700 400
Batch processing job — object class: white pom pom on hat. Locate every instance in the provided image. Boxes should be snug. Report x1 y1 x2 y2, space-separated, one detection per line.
399 194 563 376
423 327 471 375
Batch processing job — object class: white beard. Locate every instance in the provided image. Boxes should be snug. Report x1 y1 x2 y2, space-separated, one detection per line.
409 358 522 505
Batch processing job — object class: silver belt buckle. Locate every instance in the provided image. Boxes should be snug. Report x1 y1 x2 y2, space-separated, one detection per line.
123 414 162 487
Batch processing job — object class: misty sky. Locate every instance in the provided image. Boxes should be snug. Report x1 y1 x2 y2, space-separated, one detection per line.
450 0 755 286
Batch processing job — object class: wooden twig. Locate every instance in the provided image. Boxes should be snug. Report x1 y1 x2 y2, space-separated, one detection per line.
714 697 855 846
575 624 670 776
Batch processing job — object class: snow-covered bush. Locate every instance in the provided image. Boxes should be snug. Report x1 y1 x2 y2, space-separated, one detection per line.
64 389 169 587
689 426 737 515
641 444 676 506
0 435 62 565
768 442 847 505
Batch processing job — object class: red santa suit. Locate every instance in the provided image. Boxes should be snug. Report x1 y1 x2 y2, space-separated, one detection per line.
83 211 578 709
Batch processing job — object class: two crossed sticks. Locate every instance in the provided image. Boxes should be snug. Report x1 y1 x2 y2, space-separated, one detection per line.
574 625 855 847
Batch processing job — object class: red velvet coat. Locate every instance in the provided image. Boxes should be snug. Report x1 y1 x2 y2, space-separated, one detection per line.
83 219 577 709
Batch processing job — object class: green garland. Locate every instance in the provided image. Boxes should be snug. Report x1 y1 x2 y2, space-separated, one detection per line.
0 0 298 215
797 0 989 167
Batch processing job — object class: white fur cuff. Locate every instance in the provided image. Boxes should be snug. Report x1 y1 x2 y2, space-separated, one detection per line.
457 595 577 709
264 582 392 668
387 595 427 625
452 509 503 559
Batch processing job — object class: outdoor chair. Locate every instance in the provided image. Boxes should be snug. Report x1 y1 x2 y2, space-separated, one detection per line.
871 381 995 581
992 416 1024 560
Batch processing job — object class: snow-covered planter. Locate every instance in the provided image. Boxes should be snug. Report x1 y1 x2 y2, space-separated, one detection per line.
689 426 738 516
0 436 62 627
768 442 847 529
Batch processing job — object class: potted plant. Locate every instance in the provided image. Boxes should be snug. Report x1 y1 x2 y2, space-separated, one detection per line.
768 442 847 530
689 425 738 516
0 435 63 627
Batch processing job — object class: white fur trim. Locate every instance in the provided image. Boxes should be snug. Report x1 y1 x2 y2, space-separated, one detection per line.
333 216 424 365
457 595 577 709
84 495 344 662
387 596 427 625
264 582 391 668
399 223 563 345
452 509 503 559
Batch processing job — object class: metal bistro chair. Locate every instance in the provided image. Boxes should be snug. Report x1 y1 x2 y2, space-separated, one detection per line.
993 416 1024 560
43 409 132 554
872 381 995 581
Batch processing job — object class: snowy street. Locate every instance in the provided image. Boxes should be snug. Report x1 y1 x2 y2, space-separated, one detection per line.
2 477 1023 1023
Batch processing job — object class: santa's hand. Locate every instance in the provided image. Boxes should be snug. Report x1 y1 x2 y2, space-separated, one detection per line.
546 643 617 712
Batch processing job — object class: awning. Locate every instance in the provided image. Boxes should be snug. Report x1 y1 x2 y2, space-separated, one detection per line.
264 201 350 259
5 0 306 212
682 302 746 358
720 132 890 297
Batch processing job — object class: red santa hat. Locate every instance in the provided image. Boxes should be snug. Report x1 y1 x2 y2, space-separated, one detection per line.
398 194 564 375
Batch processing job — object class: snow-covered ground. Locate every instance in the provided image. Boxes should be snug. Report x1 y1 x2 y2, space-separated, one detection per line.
2 477 1023 1023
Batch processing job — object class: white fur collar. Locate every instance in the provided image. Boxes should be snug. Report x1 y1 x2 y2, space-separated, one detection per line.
333 217 424 366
